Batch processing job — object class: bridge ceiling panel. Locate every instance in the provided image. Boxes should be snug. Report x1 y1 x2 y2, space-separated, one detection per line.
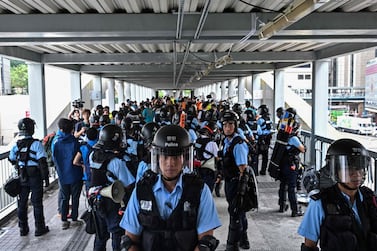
0 0 376 89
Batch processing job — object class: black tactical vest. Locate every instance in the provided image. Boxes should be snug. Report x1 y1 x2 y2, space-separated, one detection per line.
312 185 377 251
222 136 243 179
136 171 204 251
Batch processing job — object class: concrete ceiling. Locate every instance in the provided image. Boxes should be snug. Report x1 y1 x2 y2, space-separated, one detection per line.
0 0 377 90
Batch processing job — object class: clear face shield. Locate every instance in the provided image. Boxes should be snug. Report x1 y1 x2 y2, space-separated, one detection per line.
151 144 194 177
328 155 370 185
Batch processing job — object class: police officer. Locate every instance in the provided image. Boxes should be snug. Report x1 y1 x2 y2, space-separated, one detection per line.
219 111 250 250
257 104 272 175
120 125 221 251
277 112 306 216
89 124 136 251
8 118 49 237
298 138 377 251
135 122 160 182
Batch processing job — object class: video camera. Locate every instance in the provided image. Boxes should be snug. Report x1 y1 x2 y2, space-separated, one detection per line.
72 99 85 109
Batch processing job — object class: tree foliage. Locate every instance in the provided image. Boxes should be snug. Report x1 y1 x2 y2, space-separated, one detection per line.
10 62 28 89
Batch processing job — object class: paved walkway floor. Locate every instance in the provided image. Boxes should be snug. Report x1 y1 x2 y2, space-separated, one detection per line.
0 174 307 251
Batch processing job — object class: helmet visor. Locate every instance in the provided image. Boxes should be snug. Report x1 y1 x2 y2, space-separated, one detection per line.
329 155 369 183
151 145 194 174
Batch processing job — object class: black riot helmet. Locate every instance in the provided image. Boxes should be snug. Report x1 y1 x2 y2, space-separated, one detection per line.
325 138 370 188
258 104 269 116
221 110 239 130
95 124 123 150
151 125 193 174
18 117 35 136
276 107 284 118
141 122 160 147
199 121 218 136
232 103 243 116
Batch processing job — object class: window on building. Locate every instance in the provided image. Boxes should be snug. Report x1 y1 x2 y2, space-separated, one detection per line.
305 74 311 80
298 74 304 80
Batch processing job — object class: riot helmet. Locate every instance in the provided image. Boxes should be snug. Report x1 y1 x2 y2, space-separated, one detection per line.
325 138 370 188
232 103 243 116
18 117 35 136
151 125 193 179
276 107 284 118
258 104 269 115
284 107 297 119
141 122 160 147
95 124 123 150
199 121 218 136
221 110 239 130
244 109 256 124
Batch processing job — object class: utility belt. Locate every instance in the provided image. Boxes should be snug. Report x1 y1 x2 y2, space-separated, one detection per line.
18 165 41 183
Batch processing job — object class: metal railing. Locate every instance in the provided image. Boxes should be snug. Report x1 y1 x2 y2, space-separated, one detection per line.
0 151 17 217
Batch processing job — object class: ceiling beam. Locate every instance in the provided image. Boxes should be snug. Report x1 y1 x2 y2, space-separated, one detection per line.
43 51 315 64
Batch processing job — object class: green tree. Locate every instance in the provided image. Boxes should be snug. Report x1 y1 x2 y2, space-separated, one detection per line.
10 62 28 90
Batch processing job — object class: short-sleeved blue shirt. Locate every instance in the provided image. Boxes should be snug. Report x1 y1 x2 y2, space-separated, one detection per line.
223 134 249 166
297 189 363 242
120 173 221 235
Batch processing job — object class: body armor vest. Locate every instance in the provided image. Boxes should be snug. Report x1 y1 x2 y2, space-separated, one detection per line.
312 185 377 251
90 149 117 187
136 171 204 251
222 136 243 179
195 137 212 161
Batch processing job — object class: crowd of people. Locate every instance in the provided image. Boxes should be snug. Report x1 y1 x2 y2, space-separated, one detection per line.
7 95 377 251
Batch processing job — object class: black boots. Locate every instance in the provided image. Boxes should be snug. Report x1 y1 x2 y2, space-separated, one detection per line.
279 203 289 213
291 206 304 217
35 223 49 237
19 224 29 236
239 232 250 249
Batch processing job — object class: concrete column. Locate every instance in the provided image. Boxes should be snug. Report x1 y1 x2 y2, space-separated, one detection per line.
238 77 246 105
311 60 330 167
228 78 237 103
312 60 330 137
245 75 252 96
124 82 131 102
216 82 221 102
130 83 136 102
28 63 47 139
221 81 228 101
92 76 102 108
252 74 262 108
116 80 125 106
107 79 115 111
70 71 81 101
274 69 285 123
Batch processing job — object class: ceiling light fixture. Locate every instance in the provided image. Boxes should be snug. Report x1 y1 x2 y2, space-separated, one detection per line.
258 0 329 40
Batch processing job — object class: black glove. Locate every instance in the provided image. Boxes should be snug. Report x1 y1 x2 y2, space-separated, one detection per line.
230 173 250 215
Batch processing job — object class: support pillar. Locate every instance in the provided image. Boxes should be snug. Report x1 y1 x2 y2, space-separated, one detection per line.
238 77 246 105
274 69 285 123
107 79 115 111
28 63 47 139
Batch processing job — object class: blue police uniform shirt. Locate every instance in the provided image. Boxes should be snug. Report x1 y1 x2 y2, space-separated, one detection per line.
90 155 135 187
136 160 149 182
188 128 198 143
297 189 363 242
120 173 221 235
223 133 249 166
257 117 271 135
9 136 46 167
287 136 302 149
